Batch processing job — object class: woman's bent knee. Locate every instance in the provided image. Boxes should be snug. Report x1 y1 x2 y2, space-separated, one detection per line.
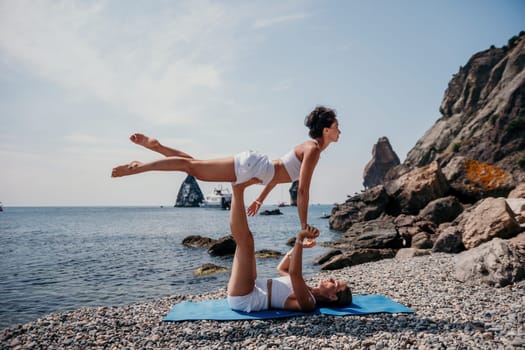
184 159 198 175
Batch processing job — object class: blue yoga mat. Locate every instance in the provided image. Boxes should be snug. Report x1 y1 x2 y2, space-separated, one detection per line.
163 294 413 322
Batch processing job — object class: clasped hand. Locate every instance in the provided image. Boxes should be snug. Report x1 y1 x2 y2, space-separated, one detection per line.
298 225 319 247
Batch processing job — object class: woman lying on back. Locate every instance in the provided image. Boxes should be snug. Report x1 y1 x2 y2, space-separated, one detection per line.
227 180 352 313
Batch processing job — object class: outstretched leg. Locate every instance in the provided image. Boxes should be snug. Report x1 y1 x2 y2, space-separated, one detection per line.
111 156 237 181
130 133 194 159
227 180 259 296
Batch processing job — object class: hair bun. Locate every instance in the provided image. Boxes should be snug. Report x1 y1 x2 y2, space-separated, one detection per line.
305 106 323 127
304 105 337 139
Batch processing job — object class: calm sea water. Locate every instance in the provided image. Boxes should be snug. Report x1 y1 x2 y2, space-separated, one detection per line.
0 205 339 329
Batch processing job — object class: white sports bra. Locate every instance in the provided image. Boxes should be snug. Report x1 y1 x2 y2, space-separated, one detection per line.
280 150 302 181
280 140 320 182
270 275 315 309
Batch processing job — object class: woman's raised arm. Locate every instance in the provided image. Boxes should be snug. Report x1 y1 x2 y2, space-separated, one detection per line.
286 227 319 312
277 238 316 276
247 181 277 216
296 145 320 229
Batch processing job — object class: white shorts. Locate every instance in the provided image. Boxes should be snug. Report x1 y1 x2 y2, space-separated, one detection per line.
227 279 268 312
232 150 275 186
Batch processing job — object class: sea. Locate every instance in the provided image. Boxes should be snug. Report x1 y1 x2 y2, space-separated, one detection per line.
0 204 340 329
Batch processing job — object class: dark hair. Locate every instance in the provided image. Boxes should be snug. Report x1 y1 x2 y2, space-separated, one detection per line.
316 285 353 307
304 105 337 139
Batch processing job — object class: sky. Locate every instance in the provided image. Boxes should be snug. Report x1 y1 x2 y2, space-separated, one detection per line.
0 0 523 207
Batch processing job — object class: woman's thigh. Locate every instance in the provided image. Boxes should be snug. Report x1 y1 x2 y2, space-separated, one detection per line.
190 158 236 182
227 232 257 296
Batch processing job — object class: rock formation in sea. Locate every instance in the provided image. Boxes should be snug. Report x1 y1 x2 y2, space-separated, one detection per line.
289 180 298 206
363 136 400 189
182 235 283 260
324 32 525 287
259 209 283 216
193 263 229 277
174 175 204 207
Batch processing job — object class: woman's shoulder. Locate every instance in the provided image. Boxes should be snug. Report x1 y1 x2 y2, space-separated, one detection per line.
297 139 320 151
299 140 321 158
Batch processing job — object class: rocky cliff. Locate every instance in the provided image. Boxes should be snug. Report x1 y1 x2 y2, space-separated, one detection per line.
402 32 525 183
174 175 204 207
325 33 525 287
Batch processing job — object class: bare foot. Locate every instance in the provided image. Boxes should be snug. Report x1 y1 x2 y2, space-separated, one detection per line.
130 133 160 150
111 161 143 177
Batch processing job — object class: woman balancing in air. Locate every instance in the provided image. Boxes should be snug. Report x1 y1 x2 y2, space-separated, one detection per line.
227 180 351 312
111 105 341 230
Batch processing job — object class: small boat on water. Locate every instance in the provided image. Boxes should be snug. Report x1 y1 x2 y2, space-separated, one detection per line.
201 186 232 210
0 202 3 212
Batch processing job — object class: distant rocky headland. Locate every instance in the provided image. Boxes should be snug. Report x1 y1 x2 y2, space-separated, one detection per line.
327 32 525 288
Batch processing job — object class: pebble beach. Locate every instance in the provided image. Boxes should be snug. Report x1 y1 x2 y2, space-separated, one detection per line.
1 253 524 350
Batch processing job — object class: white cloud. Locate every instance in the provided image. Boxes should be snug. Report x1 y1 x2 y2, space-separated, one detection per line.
0 0 239 126
64 133 100 145
252 13 309 29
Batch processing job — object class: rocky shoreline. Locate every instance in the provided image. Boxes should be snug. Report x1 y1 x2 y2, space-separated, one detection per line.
2 253 523 349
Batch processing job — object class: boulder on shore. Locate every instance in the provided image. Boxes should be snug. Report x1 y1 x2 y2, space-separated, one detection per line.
508 183 525 199
207 236 236 256
442 157 515 202
345 218 404 249
384 161 449 215
194 263 229 277
329 185 390 232
418 196 464 225
255 249 282 259
320 249 396 270
455 235 525 287
457 197 521 249
432 226 465 253
395 248 431 259
182 235 214 248
312 249 343 265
